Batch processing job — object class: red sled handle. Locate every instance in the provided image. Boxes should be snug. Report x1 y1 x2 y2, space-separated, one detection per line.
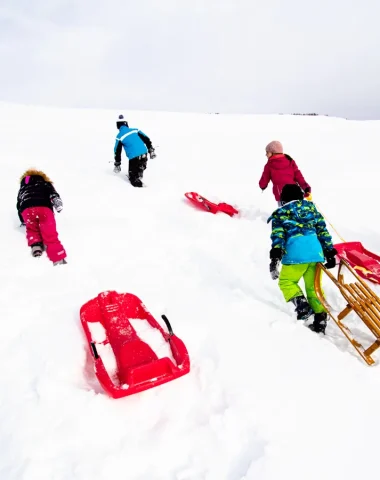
161 315 174 336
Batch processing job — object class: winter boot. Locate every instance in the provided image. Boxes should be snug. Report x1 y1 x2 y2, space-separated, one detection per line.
290 295 314 320
130 178 143 188
53 258 67 266
31 242 44 257
308 312 328 334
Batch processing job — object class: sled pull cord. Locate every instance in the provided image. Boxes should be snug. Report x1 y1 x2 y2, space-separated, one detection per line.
314 202 346 243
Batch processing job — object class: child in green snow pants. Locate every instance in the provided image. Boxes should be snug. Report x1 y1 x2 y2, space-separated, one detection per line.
279 263 326 314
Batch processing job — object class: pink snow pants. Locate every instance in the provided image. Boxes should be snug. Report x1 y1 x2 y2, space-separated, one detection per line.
22 207 67 263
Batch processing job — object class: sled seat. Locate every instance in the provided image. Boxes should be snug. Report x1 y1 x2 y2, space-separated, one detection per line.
315 259 380 365
119 340 176 386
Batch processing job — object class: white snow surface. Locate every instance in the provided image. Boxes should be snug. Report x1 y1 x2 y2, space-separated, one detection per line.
1 103 380 479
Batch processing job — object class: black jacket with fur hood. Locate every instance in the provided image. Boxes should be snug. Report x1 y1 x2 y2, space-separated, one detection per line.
16 169 62 223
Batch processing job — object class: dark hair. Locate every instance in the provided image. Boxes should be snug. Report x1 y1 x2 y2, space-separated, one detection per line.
280 184 304 204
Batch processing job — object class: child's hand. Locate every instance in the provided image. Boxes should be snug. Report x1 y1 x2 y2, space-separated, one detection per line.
51 196 63 213
269 259 280 280
324 248 337 269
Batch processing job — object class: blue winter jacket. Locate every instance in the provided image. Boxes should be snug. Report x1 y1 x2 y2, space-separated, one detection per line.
267 200 334 265
114 126 152 161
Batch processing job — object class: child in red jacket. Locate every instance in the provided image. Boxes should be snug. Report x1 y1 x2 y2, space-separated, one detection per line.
259 141 311 206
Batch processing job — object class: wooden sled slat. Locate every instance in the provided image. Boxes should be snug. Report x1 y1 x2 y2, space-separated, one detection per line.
315 259 380 365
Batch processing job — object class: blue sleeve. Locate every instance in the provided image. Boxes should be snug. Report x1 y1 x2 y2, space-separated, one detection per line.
270 217 286 251
114 136 123 162
138 130 153 149
314 209 333 251
114 137 120 155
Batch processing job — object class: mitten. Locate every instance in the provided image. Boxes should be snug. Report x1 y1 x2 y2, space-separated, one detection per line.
269 247 283 260
270 258 280 280
113 163 121 173
149 148 156 159
324 248 337 269
51 196 63 213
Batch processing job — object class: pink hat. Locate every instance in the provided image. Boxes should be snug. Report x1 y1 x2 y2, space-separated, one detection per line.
265 141 283 154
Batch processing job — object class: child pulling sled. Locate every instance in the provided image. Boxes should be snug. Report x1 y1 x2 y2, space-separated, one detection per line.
267 184 337 334
259 141 311 206
17 169 67 265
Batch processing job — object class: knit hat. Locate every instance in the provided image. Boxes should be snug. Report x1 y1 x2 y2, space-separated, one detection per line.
280 184 304 204
116 114 128 128
266 141 283 154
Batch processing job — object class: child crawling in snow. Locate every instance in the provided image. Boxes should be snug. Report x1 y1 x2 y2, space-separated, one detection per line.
17 169 67 265
267 184 337 334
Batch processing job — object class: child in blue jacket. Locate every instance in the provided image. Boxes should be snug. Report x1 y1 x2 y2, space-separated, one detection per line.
267 184 337 334
113 114 156 187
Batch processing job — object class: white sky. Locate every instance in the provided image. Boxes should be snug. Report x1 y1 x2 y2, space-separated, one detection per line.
1 0 380 119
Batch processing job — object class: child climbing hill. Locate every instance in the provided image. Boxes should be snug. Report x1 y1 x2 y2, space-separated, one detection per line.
267 184 337 334
259 141 311 206
17 169 67 265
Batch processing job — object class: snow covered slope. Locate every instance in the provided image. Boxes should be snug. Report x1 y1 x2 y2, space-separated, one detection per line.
1 102 380 480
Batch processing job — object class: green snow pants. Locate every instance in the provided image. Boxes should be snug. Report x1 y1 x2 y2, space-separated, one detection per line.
279 262 326 314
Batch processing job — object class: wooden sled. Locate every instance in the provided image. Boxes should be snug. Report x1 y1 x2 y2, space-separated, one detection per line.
315 259 380 365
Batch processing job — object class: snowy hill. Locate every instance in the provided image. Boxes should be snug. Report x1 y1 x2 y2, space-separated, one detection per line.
1 103 380 480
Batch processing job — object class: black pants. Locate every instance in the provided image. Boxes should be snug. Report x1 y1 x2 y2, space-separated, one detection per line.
129 154 148 187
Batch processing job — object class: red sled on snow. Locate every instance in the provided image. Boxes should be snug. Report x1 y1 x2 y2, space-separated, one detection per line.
80 291 190 399
334 242 380 284
184 192 238 217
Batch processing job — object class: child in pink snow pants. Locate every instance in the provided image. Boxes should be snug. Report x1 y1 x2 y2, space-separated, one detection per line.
17 169 67 265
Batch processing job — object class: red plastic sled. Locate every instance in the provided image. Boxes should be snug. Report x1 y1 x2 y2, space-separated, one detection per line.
185 192 238 217
334 242 380 284
80 291 190 399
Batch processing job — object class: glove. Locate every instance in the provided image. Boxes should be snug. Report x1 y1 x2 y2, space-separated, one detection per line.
113 163 121 173
324 248 337 269
304 186 311 194
269 247 283 260
149 148 156 159
51 196 63 213
270 258 281 280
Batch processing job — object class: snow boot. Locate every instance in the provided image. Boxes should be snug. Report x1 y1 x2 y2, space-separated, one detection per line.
290 295 314 320
53 258 67 266
308 312 328 334
31 242 44 257
130 178 143 188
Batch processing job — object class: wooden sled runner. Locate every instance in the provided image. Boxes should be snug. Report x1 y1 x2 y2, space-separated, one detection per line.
315 259 380 365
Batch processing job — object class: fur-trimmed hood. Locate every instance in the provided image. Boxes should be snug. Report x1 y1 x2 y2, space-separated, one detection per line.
20 169 53 184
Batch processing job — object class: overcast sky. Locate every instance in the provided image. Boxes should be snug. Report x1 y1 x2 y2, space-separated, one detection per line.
1 0 380 119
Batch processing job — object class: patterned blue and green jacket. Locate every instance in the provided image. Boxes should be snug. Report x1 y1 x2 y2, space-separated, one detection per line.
267 200 334 265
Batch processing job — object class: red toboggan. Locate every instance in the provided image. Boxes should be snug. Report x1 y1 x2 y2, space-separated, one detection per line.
80 291 190 398
334 242 380 285
184 192 238 217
